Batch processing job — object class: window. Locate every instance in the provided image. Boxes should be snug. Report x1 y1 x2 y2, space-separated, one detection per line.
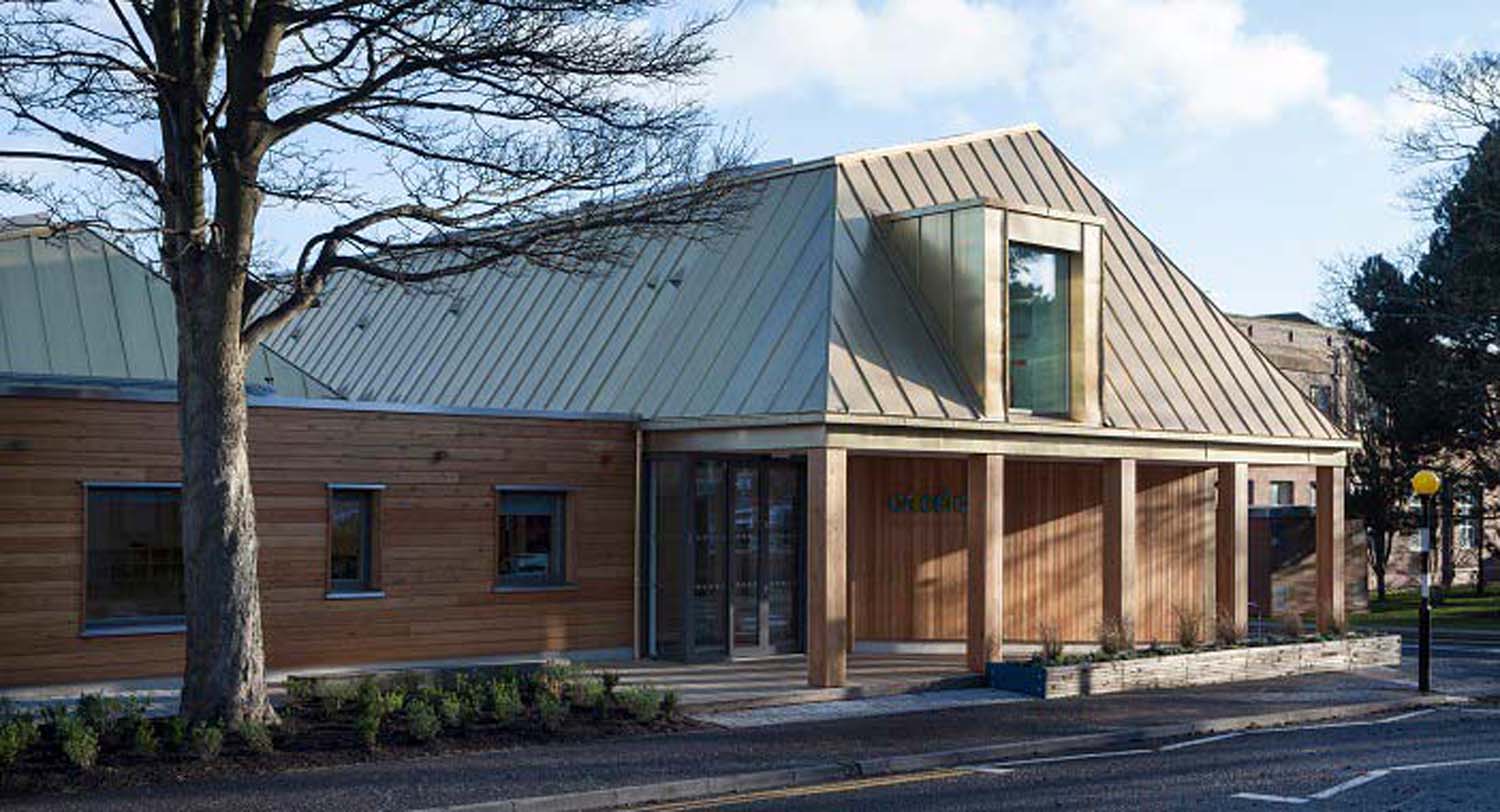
328 487 380 595
1008 243 1070 414
85 485 183 630
1310 384 1333 418
1270 481 1295 506
497 490 568 587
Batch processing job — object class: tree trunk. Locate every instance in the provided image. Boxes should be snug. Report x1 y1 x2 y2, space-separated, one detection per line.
175 251 274 725
1371 529 1388 602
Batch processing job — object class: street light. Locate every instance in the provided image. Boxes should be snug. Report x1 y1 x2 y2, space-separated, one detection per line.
1411 468 1441 693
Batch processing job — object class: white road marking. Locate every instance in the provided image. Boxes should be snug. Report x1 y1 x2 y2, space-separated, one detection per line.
1159 732 1243 751
1308 769 1390 800
1230 792 1309 805
1230 751 1500 805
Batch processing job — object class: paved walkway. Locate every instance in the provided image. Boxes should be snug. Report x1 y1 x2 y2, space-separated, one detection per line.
695 687 1033 728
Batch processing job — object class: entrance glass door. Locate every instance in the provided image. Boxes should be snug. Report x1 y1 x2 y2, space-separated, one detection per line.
647 456 804 660
730 466 763 653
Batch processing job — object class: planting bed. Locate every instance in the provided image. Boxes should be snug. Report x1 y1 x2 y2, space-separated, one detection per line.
988 634 1401 698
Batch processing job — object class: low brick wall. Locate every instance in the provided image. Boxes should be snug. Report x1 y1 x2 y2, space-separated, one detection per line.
988 635 1401 699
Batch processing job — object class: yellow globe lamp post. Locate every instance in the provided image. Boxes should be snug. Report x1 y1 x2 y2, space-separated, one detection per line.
1411 469 1441 693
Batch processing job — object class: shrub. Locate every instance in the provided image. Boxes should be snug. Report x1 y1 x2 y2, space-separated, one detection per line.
535 692 567 732
437 693 463 730
600 670 621 701
1279 612 1305 639
567 678 605 711
318 681 359 719
489 679 523 724
1037 621 1065 663
660 690 679 720
532 661 582 704
616 687 660 724
1214 608 1245 646
57 715 99 770
237 720 275 755
76 693 119 735
405 700 441 743
287 677 316 707
1172 605 1203 650
1097 617 1133 656
129 717 159 757
190 722 224 762
163 716 189 751
0 715 40 769
354 706 383 751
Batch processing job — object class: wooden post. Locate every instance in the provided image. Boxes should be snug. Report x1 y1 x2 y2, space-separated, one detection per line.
807 447 847 688
1316 465 1347 632
966 454 1005 672
1216 462 1249 634
1102 459 1137 643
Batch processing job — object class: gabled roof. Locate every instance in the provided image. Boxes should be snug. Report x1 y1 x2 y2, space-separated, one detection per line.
0 224 340 399
830 125 1343 440
258 124 1342 443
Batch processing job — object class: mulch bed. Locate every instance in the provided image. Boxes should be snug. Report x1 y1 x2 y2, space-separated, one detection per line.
0 710 699 798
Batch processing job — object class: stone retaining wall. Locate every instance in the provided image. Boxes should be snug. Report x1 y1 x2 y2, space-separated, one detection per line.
988 635 1401 699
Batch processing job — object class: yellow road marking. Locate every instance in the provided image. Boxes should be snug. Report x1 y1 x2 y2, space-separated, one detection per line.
632 768 966 810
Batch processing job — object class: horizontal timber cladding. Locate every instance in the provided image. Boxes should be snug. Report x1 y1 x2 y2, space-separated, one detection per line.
1004 460 1105 643
0 396 636 688
1134 465 1215 644
847 455 968 642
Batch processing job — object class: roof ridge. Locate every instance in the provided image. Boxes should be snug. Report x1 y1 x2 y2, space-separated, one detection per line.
830 122 1043 165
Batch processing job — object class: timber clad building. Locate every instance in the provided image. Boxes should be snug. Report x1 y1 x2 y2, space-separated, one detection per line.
0 126 1356 690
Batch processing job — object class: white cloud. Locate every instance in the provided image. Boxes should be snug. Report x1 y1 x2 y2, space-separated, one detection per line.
706 0 1399 145
1326 91 1437 143
706 0 1030 110
1033 0 1331 142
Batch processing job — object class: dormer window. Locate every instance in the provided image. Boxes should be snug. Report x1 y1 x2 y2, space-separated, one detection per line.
1008 244 1070 415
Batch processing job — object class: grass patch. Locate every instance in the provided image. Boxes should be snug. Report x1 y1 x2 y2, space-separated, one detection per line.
1351 585 1500 630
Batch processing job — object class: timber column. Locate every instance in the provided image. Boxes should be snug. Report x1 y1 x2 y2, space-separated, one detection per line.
1316 465 1347 632
1102 459 1138 643
1216 462 1249 635
966 454 1005 672
807 447 847 687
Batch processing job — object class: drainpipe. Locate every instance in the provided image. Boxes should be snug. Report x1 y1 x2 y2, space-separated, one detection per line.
632 424 643 660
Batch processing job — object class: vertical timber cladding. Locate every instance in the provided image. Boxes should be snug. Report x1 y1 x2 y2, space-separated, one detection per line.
1134 465 1216 643
1004 460 1104 642
847 455 968 642
0 395 636 688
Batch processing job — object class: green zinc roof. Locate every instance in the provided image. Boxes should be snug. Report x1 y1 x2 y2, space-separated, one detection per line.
0 223 340 399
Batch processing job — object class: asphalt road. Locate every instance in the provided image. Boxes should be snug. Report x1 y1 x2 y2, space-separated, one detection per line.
664 705 1500 811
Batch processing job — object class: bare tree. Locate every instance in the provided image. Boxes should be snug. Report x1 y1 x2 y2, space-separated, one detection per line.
0 0 746 724
1396 50 1500 208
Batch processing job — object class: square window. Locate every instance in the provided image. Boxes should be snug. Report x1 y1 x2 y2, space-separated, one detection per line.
328 488 378 593
1270 481 1295 507
85 485 183 629
498 490 567 586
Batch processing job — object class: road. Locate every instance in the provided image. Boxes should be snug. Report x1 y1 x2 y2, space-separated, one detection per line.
646 705 1500 811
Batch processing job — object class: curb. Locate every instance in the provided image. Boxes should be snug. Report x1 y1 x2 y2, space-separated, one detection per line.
418 693 1468 812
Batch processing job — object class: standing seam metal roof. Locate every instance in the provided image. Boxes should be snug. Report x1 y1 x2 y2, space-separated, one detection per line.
0 226 340 398
258 124 1341 442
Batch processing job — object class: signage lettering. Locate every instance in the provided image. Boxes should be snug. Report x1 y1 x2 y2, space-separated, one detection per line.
886 491 967 514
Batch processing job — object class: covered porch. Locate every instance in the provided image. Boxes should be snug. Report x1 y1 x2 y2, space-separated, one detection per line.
647 419 1352 689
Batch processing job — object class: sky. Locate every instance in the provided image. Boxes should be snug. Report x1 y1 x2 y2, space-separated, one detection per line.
690 0 1500 317
2 0 1496 319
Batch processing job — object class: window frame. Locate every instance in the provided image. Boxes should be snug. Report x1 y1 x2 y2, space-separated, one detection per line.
325 483 385 600
79 481 186 637
1269 480 1295 507
493 485 576 592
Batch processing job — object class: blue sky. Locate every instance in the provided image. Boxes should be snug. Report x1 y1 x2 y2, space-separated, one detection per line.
696 0 1500 316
